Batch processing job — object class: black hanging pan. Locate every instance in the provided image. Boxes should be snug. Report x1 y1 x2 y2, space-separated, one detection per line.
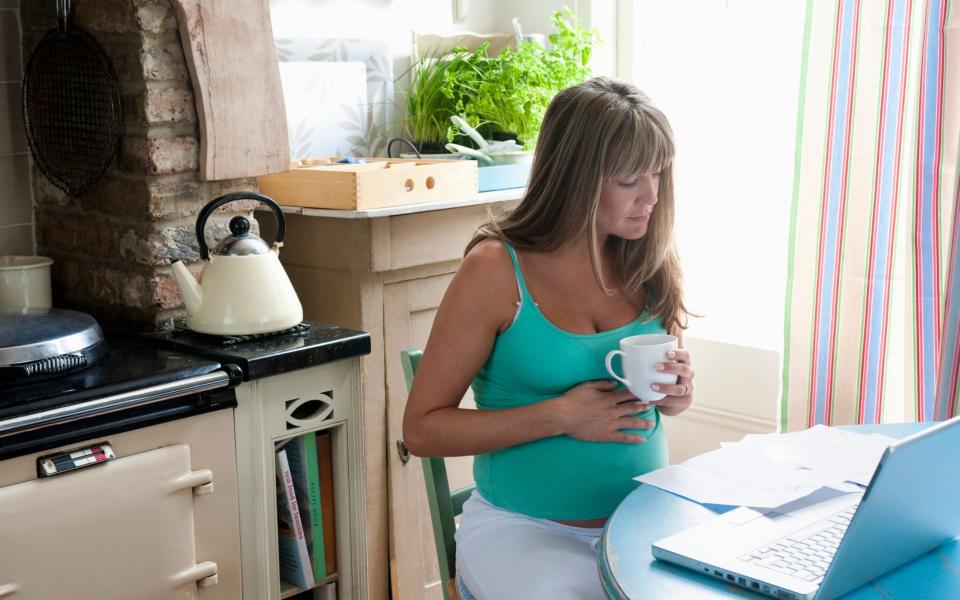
22 0 123 197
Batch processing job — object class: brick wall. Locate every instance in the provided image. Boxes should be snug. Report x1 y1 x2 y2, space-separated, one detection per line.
21 0 259 331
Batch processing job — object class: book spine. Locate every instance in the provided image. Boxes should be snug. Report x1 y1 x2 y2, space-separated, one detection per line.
275 448 304 588
284 435 318 574
305 432 327 580
276 447 316 589
317 430 337 574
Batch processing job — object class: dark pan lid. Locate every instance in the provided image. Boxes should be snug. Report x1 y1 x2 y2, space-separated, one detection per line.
0 309 104 367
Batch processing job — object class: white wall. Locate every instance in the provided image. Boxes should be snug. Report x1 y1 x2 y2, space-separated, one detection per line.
269 0 501 67
494 0 566 36
494 0 618 76
268 1 610 75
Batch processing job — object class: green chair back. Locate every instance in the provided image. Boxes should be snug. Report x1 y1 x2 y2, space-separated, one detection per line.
400 349 476 600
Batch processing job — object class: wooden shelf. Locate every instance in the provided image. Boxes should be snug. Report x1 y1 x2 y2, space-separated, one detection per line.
271 188 524 219
279 573 339 599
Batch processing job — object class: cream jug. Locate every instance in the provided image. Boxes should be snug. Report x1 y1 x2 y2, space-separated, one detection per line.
171 192 303 335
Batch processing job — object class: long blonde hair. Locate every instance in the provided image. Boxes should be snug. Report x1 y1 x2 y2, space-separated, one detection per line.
466 76 690 333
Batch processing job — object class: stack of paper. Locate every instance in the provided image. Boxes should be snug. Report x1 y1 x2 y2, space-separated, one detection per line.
635 425 896 509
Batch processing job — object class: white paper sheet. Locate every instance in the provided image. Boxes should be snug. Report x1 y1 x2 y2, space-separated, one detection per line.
635 464 823 508
635 425 894 509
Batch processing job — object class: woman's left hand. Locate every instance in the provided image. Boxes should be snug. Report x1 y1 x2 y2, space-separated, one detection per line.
651 348 694 416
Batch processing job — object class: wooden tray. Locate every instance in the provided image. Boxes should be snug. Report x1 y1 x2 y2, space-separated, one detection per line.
257 157 478 210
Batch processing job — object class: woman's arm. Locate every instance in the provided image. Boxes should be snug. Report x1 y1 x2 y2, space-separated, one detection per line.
402 240 650 457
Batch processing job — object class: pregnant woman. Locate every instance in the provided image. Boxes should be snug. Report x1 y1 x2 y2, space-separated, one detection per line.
403 76 696 599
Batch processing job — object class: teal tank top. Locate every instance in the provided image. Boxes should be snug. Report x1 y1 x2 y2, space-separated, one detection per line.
471 242 669 520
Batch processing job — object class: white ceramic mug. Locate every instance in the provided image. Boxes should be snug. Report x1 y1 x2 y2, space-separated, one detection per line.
0 256 53 312
604 334 679 402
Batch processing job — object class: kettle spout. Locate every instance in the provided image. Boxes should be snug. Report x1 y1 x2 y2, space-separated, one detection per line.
171 260 202 315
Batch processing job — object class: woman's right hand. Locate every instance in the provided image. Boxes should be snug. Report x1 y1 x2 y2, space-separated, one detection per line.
550 380 654 444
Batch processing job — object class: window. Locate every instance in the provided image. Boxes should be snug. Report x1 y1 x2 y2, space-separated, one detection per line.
616 0 807 353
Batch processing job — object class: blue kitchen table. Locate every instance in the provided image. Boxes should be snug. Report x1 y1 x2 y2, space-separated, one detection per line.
598 423 960 599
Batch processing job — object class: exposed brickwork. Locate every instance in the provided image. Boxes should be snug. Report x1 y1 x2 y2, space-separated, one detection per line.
74 0 136 33
135 2 173 35
119 135 199 175
142 86 196 125
24 0 262 331
140 32 190 81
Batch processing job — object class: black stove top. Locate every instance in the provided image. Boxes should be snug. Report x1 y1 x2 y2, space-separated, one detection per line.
0 335 237 461
145 320 371 381
0 337 224 420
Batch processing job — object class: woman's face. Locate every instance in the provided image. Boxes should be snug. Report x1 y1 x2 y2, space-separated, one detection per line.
596 170 661 240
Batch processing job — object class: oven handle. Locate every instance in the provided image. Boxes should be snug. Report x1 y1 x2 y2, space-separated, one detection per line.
0 369 236 438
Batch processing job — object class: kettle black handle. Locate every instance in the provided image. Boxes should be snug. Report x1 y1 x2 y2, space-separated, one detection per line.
196 192 286 260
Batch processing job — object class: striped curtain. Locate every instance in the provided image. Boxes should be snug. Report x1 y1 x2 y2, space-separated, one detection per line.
783 0 960 430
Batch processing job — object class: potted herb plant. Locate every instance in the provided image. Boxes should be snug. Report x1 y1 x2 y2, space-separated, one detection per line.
464 9 596 148
400 9 597 153
401 47 484 154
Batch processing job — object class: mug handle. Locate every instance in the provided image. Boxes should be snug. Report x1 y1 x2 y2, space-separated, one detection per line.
605 350 630 387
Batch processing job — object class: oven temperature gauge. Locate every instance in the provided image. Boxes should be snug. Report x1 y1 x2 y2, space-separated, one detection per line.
37 442 116 477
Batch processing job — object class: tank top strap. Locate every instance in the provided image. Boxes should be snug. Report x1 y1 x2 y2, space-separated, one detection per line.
500 240 534 304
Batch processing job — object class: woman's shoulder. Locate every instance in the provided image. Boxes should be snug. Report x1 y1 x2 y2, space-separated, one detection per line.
463 238 513 272
458 238 520 301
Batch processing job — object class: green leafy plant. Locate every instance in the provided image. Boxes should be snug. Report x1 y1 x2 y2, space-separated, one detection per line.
463 8 597 147
401 8 598 150
402 51 466 148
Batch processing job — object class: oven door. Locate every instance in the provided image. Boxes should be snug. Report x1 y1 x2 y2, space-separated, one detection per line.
0 443 221 599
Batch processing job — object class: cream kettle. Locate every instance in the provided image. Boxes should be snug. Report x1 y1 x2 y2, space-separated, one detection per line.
171 192 303 335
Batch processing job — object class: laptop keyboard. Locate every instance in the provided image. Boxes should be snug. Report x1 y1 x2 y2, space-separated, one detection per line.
739 504 858 583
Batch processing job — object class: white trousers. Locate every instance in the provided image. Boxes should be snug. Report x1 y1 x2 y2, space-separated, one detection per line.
454 492 607 600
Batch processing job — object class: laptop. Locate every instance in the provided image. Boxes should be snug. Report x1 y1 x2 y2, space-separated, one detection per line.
652 416 960 600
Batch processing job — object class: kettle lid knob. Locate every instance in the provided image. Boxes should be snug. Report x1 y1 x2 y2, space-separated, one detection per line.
229 216 251 236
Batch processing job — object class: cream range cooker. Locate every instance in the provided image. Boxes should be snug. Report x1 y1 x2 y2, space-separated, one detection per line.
0 311 371 600
0 309 245 600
